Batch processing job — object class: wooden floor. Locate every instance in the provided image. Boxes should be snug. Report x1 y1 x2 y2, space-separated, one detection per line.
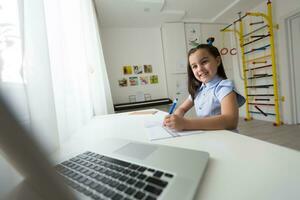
238 118 300 151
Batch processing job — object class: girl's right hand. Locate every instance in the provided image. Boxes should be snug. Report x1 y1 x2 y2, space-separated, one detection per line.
163 115 171 126
164 114 186 131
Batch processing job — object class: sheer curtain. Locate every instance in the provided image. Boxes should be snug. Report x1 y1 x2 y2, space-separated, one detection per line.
80 0 114 116
41 0 114 147
0 0 113 154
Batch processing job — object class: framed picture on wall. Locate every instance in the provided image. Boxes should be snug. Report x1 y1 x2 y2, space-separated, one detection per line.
129 77 138 86
150 75 158 84
144 65 152 73
140 76 149 85
118 78 128 87
123 65 133 75
133 65 143 74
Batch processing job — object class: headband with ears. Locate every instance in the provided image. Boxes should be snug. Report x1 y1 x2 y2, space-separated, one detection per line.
206 37 215 46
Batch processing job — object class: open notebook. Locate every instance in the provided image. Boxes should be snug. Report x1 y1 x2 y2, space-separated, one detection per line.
144 111 204 141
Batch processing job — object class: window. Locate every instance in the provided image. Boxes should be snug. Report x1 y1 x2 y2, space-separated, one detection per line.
0 0 23 83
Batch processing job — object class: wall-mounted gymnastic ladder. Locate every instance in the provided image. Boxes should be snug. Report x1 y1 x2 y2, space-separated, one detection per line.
220 0 282 126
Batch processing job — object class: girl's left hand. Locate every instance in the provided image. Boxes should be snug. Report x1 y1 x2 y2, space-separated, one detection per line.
164 114 186 131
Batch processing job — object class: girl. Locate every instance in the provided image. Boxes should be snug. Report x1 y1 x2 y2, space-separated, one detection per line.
163 44 245 131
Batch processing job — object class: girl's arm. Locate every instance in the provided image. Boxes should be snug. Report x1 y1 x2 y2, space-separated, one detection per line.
163 98 193 126
184 91 238 130
173 98 194 117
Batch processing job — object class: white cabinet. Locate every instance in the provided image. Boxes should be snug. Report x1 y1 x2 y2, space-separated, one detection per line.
161 23 188 105
185 23 202 51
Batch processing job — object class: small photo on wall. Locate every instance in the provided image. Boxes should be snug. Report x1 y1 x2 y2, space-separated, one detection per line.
129 77 139 86
118 78 128 87
123 65 133 75
150 75 158 84
144 65 153 73
133 65 143 74
140 76 149 85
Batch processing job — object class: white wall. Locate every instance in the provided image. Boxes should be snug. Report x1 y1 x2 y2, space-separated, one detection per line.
101 27 168 104
274 0 300 124
230 0 300 124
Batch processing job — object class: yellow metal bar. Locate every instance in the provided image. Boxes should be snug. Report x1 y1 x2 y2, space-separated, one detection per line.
267 1 281 125
221 24 251 120
247 1 281 125
239 20 251 121
246 12 270 24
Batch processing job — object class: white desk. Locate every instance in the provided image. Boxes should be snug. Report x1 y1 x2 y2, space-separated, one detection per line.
51 110 300 200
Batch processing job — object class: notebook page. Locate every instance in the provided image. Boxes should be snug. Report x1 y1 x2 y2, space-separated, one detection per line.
144 112 204 140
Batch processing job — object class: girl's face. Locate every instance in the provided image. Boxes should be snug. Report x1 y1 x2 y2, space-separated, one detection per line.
189 49 221 84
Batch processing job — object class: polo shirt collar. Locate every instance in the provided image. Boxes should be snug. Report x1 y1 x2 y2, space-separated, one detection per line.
200 75 222 90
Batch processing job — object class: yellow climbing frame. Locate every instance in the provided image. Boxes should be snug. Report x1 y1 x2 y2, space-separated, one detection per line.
221 0 282 126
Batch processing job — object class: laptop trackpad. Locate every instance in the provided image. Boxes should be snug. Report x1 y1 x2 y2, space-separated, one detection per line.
114 142 157 160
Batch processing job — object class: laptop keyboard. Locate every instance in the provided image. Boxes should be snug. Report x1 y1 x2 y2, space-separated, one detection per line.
55 151 174 200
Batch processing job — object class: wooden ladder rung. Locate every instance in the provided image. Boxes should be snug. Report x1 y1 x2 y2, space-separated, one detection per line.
243 34 270 46
254 98 270 101
250 111 276 115
243 24 268 37
247 84 273 88
247 74 273 79
249 103 275 106
245 54 271 63
247 94 274 96
244 44 270 55
245 64 272 71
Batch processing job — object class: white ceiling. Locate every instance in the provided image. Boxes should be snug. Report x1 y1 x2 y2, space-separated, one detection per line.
95 0 265 27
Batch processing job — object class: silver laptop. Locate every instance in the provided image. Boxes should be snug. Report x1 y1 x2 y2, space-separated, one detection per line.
0 94 209 200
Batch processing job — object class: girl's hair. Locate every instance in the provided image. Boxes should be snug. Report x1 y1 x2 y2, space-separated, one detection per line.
187 44 227 99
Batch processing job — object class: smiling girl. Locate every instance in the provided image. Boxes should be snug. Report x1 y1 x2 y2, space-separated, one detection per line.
163 44 245 131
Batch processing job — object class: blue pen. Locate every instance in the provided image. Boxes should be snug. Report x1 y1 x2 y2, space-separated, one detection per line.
168 98 178 114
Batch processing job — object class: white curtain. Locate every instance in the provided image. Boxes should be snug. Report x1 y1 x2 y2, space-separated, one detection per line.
80 0 114 116
43 0 114 144
0 0 113 154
